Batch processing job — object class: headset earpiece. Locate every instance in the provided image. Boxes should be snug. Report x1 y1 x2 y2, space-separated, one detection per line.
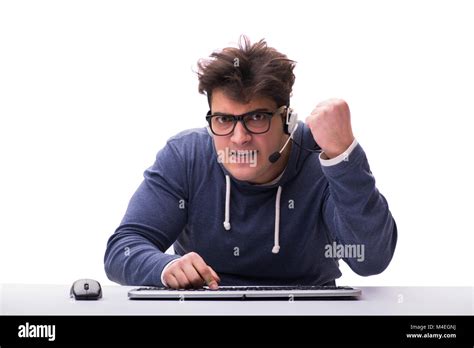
284 107 298 135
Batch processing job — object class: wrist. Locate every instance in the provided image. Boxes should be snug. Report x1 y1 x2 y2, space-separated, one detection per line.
160 258 180 287
320 138 358 167
323 138 355 159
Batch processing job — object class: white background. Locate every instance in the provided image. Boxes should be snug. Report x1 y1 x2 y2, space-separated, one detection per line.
1 0 473 287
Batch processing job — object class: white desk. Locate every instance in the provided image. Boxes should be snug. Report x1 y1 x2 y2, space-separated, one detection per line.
1 284 472 315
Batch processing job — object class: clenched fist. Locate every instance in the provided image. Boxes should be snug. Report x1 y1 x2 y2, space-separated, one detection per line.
305 99 355 159
162 252 220 289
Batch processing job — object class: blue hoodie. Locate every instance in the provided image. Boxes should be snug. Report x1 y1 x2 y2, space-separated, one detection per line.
104 122 397 286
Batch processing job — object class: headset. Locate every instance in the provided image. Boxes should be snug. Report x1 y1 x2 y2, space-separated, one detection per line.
268 106 321 163
283 106 298 135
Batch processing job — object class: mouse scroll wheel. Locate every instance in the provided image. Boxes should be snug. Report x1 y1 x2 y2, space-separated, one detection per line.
84 283 89 290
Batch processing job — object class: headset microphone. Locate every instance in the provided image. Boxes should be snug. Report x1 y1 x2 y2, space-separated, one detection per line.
268 123 299 163
268 106 322 163
268 152 281 164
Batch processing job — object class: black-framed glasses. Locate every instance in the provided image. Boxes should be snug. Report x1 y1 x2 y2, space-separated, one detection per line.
206 106 286 136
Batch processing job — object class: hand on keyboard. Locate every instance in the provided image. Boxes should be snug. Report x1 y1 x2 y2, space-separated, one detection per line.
162 252 220 290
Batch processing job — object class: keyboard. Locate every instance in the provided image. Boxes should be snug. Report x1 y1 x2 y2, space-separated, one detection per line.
128 285 361 300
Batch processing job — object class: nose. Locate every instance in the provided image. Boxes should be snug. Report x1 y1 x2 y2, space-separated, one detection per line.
230 121 251 146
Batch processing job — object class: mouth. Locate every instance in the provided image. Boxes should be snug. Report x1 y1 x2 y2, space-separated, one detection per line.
229 149 259 158
217 148 260 168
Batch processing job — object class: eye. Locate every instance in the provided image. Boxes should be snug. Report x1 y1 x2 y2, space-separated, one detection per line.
249 113 268 121
215 115 234 124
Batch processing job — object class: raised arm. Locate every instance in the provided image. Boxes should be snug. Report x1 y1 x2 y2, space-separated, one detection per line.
306 99 397 275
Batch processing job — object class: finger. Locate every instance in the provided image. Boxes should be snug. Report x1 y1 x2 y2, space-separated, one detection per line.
206 267 220 289
209 267 221 283
201 266 220 289
312 102 329 114
173 268 191 289
181 263 206 288
191 258 220 286
164 273 180 289
311 105 331 116
186 252 220 287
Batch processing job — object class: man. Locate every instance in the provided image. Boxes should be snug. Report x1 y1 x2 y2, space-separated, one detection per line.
104 36 397 289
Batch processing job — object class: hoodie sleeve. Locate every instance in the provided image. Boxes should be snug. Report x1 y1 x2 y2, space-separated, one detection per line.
321 142 397 276
104 139 188 286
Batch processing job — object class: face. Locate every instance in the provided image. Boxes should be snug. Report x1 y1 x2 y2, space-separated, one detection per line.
210 89 290 184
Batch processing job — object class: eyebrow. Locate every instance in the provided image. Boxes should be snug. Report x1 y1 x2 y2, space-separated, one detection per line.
211 108 273 117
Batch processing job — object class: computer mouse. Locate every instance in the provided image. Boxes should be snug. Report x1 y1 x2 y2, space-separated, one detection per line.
70 278 102 300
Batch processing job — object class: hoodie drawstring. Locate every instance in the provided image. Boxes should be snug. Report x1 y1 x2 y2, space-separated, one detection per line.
272 186 282 254
223 175 231 230
222 174 282 254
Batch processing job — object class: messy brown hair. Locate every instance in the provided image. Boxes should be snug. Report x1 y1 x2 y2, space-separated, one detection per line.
197 35 296 108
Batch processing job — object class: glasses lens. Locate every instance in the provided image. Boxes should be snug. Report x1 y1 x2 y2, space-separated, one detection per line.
244 113 271 133
211 115 235 135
